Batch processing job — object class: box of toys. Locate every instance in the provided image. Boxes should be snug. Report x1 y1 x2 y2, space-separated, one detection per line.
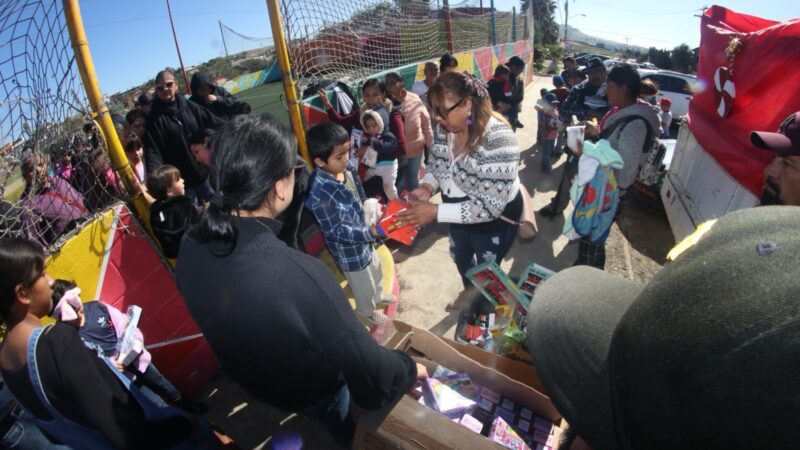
353 321 563 450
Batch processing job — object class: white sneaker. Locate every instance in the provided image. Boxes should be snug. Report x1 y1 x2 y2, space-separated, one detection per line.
375 293 396 309
360 310 389 325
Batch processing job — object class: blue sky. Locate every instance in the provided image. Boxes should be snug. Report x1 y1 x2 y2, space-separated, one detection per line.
80 0 797 95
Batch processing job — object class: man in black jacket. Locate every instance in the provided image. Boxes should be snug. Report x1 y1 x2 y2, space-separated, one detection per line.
507 55 526 130
189 71 251 120
145 68 224 203
541 57 610 217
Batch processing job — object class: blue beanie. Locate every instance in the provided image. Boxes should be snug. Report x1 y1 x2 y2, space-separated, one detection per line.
553 75 565 86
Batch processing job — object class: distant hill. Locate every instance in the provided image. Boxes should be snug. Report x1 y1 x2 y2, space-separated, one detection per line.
559 25 648 53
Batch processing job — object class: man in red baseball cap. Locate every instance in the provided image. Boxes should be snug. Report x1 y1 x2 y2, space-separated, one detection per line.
751 111 800 206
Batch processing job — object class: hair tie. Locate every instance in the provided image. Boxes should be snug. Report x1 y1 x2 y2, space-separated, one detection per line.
53 287 83 321
463 71 490 100
210 191 226 208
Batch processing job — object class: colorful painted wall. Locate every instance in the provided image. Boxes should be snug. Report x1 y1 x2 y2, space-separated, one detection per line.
219 61 281 95
45 204 218 396
303 40 532 125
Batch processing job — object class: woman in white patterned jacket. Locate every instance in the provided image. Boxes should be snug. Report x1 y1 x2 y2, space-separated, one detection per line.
398 71 524 307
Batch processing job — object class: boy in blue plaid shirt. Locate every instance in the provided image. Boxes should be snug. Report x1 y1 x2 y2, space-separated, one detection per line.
305 122 395 325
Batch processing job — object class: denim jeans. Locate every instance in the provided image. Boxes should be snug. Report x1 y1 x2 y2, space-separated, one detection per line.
449 223 517 288
1 408 70 449
299 385 355 446
396 154 423 192
541 140 556 171
136 364 182 404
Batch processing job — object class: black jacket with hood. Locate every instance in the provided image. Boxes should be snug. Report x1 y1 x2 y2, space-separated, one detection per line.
144 93 223 188
189 72 251 120
149 195 200 259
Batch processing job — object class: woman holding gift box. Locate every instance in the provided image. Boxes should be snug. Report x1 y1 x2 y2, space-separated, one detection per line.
397 71 524 308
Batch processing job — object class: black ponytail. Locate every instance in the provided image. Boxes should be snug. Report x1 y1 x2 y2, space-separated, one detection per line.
190 114 296 252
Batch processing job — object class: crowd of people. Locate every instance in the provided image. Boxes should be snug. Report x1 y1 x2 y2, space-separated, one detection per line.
0 49 798 450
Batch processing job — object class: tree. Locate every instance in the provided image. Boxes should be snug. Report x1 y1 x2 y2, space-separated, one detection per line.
647 47 672 70
522 0 559 45
671 43 692 74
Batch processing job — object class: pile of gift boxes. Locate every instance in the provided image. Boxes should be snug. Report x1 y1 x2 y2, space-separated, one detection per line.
409 365 556 450
459 261 556 362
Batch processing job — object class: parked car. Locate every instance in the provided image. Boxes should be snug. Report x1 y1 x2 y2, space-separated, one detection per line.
637 69 698 123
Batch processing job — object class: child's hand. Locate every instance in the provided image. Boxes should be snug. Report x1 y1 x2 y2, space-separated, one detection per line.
112 358 125 372
317 89 333 109
357 144 369 157
206 94 218 103
583 120 599 137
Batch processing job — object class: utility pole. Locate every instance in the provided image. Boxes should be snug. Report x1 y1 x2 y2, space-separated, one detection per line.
219 21 230 60
694 5 709 18
564 0 569 45
166 0 191 94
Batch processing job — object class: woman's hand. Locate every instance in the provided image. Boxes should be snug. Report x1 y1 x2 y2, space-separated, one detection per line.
317 89 333 110
396 201 437 227
415 363 429 379
409 184 434 202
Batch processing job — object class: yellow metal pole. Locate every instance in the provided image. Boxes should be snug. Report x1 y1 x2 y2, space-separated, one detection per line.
265 0 311 166
63 0 151 226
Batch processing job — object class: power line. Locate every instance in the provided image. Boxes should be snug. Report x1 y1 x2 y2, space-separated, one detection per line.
576 27 687 46
588 1 695 16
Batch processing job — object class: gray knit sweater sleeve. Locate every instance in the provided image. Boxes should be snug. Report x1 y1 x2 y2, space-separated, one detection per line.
432 117 521 224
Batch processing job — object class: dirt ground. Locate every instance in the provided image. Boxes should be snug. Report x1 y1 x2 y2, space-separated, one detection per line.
197 74 676 449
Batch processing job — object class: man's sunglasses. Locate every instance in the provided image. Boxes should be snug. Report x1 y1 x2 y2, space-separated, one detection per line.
434 97 466 119
156 81 176 91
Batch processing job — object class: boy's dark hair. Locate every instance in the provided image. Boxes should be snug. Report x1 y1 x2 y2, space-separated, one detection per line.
51 279 77 306
563 57 575 63
384 71 404 86
146 165 182 200
494 64 510 77
540 88 549 96
439 53 458 72
307 122 350 162
125 109 146 125
507 56 525 68
124 133 142 154
190 129 213 146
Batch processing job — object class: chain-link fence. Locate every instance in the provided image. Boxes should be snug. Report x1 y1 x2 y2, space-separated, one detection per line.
0 0 133 252
280 0 532 90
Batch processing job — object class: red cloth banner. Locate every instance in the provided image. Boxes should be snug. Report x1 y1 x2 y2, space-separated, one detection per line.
689 6 800 196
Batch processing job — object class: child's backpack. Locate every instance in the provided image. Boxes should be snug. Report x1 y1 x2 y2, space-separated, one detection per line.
572 165 619 243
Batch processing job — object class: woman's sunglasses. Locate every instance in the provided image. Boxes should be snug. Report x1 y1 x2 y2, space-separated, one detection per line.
434 97 466 119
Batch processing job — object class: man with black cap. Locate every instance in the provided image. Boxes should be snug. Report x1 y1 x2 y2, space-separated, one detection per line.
541 56 610 217
527 205 800 450
751 110 800 206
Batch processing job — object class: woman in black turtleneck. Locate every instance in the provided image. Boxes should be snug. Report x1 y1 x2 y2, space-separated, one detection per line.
175 114 424 445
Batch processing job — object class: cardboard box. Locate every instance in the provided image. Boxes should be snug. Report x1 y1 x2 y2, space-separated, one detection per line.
353 321 562 450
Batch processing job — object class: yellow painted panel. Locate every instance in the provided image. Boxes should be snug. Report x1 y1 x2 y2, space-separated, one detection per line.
45 207 117 305
455 52 474 74
415 62 428 82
